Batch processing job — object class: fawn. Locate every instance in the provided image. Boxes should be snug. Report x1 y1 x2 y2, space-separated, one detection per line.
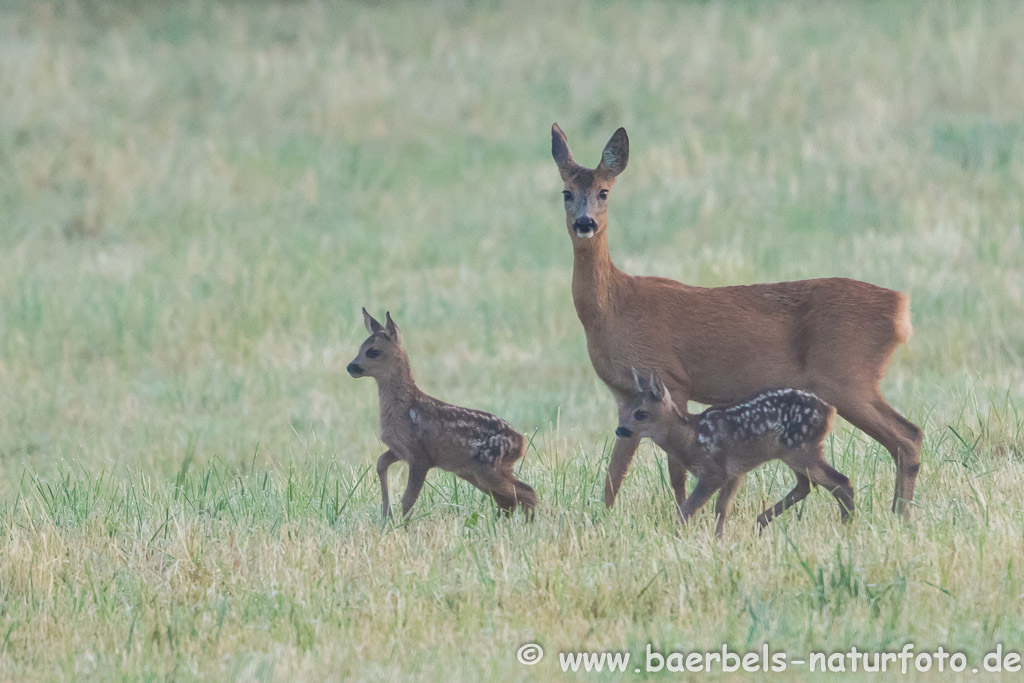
347 309 536 520
552 123 921 517
615 370 854 536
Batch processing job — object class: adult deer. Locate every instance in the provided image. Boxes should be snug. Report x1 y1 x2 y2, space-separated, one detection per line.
551 123 922 516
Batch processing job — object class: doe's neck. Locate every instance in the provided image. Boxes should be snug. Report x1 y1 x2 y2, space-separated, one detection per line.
571 231 625 319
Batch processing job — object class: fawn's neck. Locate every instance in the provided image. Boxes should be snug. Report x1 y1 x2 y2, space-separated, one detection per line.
374 358 420 415
657 408 701 460
572 232 624 321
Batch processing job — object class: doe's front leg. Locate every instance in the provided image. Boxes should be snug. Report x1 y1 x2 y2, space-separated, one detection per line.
604 432 640 507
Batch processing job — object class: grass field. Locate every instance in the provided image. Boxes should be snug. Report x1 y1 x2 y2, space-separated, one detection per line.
2 0 1024 679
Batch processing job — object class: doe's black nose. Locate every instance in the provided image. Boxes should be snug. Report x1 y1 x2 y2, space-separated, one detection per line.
615 426 632 438
347 362 363 376
573 217 596 232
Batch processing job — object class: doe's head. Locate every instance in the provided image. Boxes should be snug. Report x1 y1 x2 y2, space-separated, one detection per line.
551 123 628 241
347 308 404 379
615 369 675 440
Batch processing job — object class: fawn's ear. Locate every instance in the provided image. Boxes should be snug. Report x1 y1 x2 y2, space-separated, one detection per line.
631 367 645 393
384 311 401 344
363 307 384 334
597 127 629 177
648 370 666 401
551 123 577 177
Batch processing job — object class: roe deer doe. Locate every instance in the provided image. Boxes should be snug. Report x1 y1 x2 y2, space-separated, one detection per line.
347 309 536 520
551 123 921 517
616 371 854 536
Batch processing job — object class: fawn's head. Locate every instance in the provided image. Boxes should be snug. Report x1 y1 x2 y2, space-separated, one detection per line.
347 308 405 380
551 123 628 242
615 369 680 440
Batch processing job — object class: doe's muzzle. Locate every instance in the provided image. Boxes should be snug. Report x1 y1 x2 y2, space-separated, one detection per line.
346 362 363 377
615 426 633 439
573 217 596 236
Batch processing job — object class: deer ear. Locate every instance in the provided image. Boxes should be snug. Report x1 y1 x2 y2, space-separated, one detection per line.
363 307 384 334
551 123 577 176
631 367 645 393
384 311 401 344
648 370 666 401
597 127 629 177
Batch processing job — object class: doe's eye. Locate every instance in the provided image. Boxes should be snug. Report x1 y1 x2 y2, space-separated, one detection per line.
366 349 380 359
598 189 609 200
634 410 648 421
562 190 573 201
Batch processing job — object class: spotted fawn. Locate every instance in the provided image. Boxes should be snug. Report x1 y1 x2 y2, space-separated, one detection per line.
348 309 536 520
616 370 853 536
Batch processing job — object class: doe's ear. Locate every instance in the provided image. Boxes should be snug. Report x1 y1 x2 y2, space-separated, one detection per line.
384 311 401 344
597 127 629 177
363 307 384 334
551 123 577 176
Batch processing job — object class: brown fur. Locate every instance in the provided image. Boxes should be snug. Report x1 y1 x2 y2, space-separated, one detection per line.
617 372 853 536
551 123 922 517
348 309 536 520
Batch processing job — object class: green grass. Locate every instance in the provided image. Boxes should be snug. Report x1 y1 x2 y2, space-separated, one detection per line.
1 0 1023 679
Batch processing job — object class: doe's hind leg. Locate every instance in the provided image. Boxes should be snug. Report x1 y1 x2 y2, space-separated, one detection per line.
830 391 920 517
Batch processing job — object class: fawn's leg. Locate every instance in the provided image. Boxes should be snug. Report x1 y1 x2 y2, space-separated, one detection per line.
468 466 516 516
466 464 519 516
713 475 744 538
376 450 399 518
512 478 538 521
490 492 517 516
667 457 688 521
678 472 726 526
401 462 430 517
809 463 855 523
757 472 811 530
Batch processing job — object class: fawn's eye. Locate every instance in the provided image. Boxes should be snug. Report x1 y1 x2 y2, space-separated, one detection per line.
562 190 573 201
598 189 609 200
634 410 648 421
366 349 380 358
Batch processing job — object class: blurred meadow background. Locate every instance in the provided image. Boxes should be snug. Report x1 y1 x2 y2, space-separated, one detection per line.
1 0 1023 679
